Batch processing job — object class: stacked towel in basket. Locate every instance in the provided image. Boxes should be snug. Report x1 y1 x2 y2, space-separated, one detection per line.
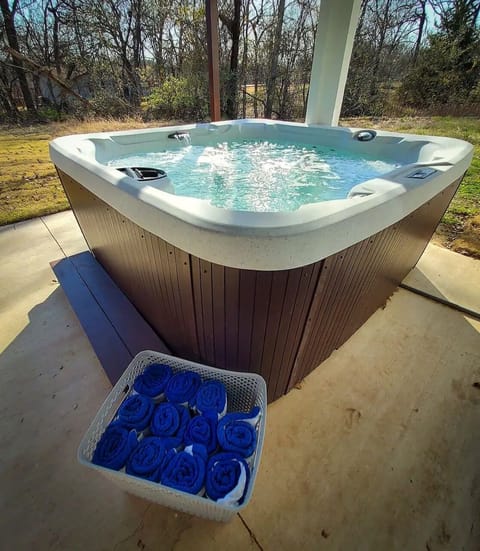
92 362 262 506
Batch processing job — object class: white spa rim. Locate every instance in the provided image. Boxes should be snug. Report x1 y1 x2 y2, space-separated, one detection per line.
50 119 473 271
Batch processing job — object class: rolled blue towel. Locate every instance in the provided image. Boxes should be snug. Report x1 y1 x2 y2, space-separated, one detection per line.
150 402 190 440
125 436 167 482
160 444 207 495
205 452 250 506
116 394 155 431
92 425 138 471
217 406 261 458
156 436 184 450
133 363 172 400
184 411 218 454
193 380 227 418
165 370 201 405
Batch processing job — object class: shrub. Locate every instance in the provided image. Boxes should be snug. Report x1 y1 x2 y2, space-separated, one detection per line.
398 6 480 111
90 91 132 118
142 75 208 120
37 106 65 122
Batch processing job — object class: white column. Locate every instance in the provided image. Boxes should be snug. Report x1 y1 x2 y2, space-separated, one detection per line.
305 0 362 126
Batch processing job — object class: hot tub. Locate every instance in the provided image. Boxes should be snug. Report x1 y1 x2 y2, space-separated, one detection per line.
50 119 473 401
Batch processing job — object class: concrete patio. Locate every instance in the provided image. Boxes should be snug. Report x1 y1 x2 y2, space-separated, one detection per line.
1 210 479 550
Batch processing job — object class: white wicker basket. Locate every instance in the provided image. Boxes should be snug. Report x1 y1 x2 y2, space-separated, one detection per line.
78 351 267 522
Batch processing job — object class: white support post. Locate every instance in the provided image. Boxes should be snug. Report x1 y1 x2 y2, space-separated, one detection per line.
305 0 362 126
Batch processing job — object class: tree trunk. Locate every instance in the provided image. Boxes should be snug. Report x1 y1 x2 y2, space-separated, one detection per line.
47 2 62 75
0 67 19 118
413 0 427 64
357 0 369 35
155 19 165 79
242 0 250 118
132 0 142 70
0 0 37 114
251 23 260 117
222 0 241 119
264 0 285 118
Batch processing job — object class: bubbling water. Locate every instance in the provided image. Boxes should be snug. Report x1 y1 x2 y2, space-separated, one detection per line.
108 139 399 212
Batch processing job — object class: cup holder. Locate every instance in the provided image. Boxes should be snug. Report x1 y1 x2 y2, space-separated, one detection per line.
117 167 167 181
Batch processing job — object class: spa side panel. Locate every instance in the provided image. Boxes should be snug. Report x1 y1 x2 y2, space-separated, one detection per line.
288 178 460 390
58 169 461 402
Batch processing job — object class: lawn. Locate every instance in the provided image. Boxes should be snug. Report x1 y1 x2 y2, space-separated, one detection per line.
0 117 165 226
1 116 479 257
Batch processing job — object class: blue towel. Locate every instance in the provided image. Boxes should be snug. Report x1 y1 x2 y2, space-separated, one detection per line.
165 370 201 405
150 402 190 440
116 394 155 431
92 425 138 471
160 444 207 495
193 380 227 418
217 406 261 458
125 436 167 481
205 452 250 505
184 411 218 454
156 436 183 450
133 363 172 399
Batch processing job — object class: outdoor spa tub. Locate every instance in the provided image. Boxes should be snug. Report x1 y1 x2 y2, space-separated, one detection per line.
50 119 473 401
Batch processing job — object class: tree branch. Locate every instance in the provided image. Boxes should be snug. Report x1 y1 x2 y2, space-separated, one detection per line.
242 87 282 118
6 46 91 106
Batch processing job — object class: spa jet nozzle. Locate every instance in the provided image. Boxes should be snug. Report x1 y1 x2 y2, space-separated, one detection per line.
168 131 190 141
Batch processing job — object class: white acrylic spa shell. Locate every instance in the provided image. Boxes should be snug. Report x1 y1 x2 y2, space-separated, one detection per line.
50 119 473 271
78 351 267 521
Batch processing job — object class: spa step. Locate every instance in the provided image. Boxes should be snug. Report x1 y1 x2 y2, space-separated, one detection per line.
51 251 170 384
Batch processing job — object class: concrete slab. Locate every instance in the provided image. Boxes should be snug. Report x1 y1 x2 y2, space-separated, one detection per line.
241 289 480 550
0 215 256 551
404 243 480 315
41 210 87 256
1 212 479 550
0 217 65 345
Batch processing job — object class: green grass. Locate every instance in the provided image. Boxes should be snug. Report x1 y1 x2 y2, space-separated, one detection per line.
0 117 167 226
1 116 479 256
0 128 68 225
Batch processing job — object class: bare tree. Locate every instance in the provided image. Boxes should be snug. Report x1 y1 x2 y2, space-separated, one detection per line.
413 0 427 62
264 0 285 118
0 0 477 122
219 0 241 118
0 0 37 114
343 0 422 115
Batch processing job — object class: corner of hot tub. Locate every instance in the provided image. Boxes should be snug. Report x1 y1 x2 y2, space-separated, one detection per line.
50 132 116 167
